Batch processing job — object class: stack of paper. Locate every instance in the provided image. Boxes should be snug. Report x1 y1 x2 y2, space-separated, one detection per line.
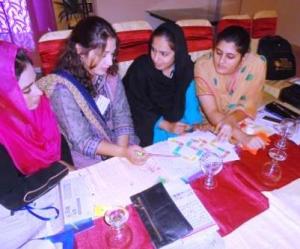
59 171 94 225
163 180 223 249
164 180 218 234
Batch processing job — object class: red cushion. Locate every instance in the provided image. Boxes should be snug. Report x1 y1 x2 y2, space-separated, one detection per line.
38 39 67 75
181 26 213 52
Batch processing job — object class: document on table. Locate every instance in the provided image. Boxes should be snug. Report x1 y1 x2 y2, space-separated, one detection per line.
161 229 225 249
142 131 239 182
83 157 160 208
59 171 94 225
164 180 218 232
162 180 223 249
167 131 239 163
255 108 300 145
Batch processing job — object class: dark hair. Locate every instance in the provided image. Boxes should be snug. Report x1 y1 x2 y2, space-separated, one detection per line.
149 23 176 52
15 49 33 80
215 26 250 56
56 16 118 97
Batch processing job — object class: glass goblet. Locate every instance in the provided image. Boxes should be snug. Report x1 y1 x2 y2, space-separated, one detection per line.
200 152 223 190
261 147 286 186
104 206 132 248
275 118 297 150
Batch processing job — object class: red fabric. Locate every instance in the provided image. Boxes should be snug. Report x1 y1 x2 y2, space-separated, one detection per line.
181 26 213 52
117 44 149 62
75 135 299 244
38 39 67 75
117 30 152 62
217 19 252 34
235 135 300 192
75 206 154 249
191 162 269 236
252 17 277 38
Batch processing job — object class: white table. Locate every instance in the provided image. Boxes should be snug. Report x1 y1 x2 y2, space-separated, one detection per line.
62 137 300 249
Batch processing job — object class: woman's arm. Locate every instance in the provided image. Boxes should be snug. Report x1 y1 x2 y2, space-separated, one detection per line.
159 119 191 134
95 141 147 165
111 76 135 146
51 84 103 158
51 84 147 165
123 63 161 146
198 94 226 126
199 94 265 149
116 135 129 147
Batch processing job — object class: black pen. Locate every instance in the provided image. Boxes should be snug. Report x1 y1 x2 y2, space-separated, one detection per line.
262 115 281 123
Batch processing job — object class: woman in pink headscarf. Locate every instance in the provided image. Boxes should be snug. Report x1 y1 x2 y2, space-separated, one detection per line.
0 41 72 211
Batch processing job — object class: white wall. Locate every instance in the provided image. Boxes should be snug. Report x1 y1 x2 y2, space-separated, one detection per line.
276 0 300 47
93 0 225 28
93 0 300 46
241 0 300 46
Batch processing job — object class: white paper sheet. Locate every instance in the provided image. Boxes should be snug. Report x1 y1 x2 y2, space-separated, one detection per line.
59 171 94 225
164 180 217 233
162 225 224 249
256 108 300 145
167 131 240 163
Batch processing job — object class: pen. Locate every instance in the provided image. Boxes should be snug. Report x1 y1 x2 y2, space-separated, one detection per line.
262 115 281 123
136 151 179 158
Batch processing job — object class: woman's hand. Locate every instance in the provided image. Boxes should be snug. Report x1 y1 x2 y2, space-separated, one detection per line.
215 122 233 142
240 134 267 151
160 120 191 134
193 123 213 132
124 145 149 165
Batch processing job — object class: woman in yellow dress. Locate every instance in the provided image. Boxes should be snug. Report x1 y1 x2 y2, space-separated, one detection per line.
195 26 267 150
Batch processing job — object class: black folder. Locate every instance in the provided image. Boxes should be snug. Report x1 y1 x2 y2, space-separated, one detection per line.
130 183 193 248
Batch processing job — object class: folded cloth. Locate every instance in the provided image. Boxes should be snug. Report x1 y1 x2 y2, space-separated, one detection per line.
75 206 154 249
191 162 269 236
236 134 300 191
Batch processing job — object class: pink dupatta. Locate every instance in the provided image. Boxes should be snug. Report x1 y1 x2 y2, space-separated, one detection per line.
0 41 61 175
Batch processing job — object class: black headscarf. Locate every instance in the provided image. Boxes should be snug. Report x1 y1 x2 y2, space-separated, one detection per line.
123 22 194 146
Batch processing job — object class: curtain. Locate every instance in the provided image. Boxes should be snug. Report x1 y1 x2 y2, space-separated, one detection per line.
0 0 56 51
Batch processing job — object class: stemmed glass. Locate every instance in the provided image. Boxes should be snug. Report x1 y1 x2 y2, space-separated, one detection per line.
261 147 286 186
200 152 223 190
274 118 297 151
104 206 132 248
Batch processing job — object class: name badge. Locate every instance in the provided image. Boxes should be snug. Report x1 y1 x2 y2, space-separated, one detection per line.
96 95 110 115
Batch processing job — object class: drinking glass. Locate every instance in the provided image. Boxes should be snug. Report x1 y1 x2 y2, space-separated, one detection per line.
200 152 223 190
104 206 132 248
261 147 286 186
275 118 297 150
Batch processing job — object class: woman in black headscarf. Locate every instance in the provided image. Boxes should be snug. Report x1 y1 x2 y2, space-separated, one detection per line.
123 22 203 146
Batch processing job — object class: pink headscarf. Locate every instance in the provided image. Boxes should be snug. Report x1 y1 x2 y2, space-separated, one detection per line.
0 41 61 175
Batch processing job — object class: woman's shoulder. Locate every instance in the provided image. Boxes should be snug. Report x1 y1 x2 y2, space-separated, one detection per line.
51 83 76 105
246 52 267 65
195 51 213 69
105 73 121 96
129 54 151 71
123 54 152 82
36 71 74 98
195 51 213 63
